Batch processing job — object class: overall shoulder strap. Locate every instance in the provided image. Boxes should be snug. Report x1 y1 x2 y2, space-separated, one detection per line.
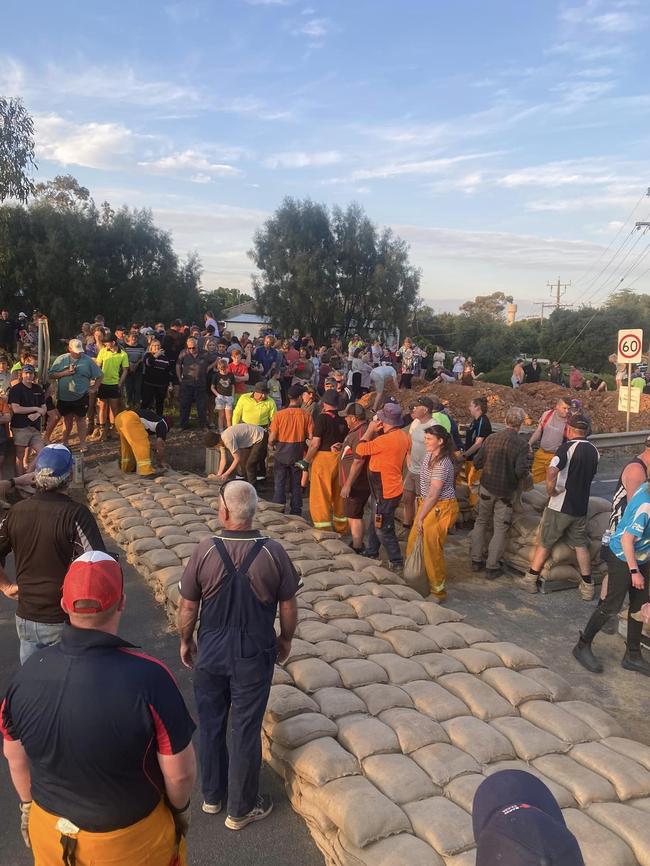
239 537 268 574
212 536 238 579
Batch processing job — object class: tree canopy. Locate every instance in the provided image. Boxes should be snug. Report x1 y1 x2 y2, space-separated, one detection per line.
0 185 203 338
0 97 37 204
250 198 420 342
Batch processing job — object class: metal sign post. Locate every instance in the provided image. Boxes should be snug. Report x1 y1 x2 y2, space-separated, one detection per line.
617 329 643 433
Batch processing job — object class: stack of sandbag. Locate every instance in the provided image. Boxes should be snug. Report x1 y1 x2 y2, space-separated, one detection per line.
502 485 610 589
86 466 650 866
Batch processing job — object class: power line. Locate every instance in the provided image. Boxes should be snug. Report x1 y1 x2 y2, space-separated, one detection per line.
570 226 638 308
578 227 649 309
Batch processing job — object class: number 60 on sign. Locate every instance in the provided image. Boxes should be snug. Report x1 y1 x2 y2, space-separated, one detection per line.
617 329 643 364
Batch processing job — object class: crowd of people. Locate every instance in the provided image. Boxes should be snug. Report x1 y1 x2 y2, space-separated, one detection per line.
0 308 649 866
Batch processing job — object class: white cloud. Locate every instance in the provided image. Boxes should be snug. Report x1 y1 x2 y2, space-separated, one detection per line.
35 114 139 169
264 150 341 168
497 159 640 189
592 10 639 32
326 151 504 184
395 224 605 270
138 149 243 179
294 17 329 38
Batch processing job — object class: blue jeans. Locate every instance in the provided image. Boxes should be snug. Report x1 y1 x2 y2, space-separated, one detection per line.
366 494 403 564
16 616 65 665
273 461 303 515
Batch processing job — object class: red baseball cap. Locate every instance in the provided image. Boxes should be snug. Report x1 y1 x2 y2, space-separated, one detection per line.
62 551 123 614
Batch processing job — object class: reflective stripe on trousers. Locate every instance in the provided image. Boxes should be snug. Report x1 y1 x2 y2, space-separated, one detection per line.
406 498 459 594
309 451 348 533
114 410 155 476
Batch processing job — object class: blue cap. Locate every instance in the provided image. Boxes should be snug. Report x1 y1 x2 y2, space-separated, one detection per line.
35 444 73 482
22 364 35 373
473 771 584 866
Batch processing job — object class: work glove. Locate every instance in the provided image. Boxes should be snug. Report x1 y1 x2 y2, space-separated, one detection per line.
171 801 191 838
20 801 31 848
295 459 309 472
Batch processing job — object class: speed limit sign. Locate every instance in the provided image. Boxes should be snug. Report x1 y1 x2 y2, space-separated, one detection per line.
617 329 644 364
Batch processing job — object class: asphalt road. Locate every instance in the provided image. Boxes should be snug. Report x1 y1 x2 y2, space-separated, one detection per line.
0 552 322 866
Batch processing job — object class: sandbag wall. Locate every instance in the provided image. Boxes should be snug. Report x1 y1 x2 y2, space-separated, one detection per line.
502 484 610 589
85 466 650 866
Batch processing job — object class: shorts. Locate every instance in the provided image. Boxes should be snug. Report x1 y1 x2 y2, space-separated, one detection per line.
58 395 89 417
12 426 43 450
45 395 56 412
344 488 370 519
98 384 120 400
214 394 234 410
403 470 420 495
539 508 588 549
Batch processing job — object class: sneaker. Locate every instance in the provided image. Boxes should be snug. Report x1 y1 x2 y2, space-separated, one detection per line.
225 794 273 830
572 633 603 673
579 579 595 601
471 561 485 572
202 801 223 815
518 572 539 594
256 475 266 482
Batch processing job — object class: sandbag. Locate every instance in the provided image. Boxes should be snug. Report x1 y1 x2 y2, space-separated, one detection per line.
266 685 319 721
562 809 637 866
485 760 576 809
377 630 441 658
558 700 624 738
570 742 650 801
412 601 464 625
286 658 343 692
417 653 467 679
481 668 553 707
267 712 338 748
335 832 445 866
402 680 471 722
490 716 571 761
472 641 542 670
418 624 466 649
437 673 516 721
312 687 368 719
295 621 348 643
411 743 480 787
384 599 428 625
354 683 414 715
442 716 515 764
313 599 358 620
286 638 322 663
314 776 411 849
285 737 360 787
532 754 616 807
443 622 495 645
332 618 374 636
546 563 581 583
331 659 389 688
337 715 400 760
519 701 599 743
316 640 362 664
444 774 485 813
365 653 428 685
347 596 392 617
404 796 475 856
366 613 420 633
444 648 502 674
346 634 394 656
362 753 438 804
403 535 429 598
378 708 450 754
602 737 650 773
585 803 650 866
524 668 573 702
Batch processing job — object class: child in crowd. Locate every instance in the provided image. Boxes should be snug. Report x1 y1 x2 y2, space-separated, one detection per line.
268 368 283 410
211 357 236 432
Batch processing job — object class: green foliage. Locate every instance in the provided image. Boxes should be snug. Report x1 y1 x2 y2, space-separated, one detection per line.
200 286 254 319
459 290 513 320
250 197 420 342
0 97 37 204
0 188 203 338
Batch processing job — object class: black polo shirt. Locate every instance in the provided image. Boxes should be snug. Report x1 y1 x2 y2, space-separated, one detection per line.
0 626 195 831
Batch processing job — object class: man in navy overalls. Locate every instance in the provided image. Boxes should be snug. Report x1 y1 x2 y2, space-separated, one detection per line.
177 480 299 830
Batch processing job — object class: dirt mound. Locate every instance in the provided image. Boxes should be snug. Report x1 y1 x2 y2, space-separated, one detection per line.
360 377 650 434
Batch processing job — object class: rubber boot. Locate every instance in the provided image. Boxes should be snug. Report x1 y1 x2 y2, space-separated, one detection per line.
572 632 603 673
621 649 650 677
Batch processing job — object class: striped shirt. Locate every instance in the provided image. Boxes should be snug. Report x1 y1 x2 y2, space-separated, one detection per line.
419 455 456 501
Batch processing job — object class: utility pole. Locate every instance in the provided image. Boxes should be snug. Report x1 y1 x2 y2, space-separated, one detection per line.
547 276 572 310
533 301 552 323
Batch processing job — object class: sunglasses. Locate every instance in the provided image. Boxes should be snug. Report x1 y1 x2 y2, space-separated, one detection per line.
219 478 236 512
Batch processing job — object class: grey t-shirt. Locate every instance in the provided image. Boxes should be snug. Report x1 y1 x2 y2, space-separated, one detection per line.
221 423 264 453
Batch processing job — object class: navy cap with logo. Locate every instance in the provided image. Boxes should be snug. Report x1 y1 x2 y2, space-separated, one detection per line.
473 770 584 866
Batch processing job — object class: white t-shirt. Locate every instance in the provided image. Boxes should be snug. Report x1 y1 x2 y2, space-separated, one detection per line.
408 417 437 475
433 351 445 369
221 423 264 452
370 365 397 393
205 317 220 337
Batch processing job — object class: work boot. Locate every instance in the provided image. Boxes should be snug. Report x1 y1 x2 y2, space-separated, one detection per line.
485 567 501 580
621 649 650 676
471 560 485 573
428 589 447 604
387 561 404 577
579 578 595 601
518 571 539 594
572 632 603 673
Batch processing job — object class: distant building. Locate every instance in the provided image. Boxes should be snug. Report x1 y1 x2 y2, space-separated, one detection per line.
223 312 271 338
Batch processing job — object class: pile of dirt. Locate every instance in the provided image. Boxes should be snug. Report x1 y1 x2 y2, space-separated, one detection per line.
360 378 650 434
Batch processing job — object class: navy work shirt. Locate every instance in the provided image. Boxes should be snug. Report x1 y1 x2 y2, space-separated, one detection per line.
1 625 195 832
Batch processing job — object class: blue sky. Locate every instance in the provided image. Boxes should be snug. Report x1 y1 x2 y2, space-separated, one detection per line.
3 0 650 314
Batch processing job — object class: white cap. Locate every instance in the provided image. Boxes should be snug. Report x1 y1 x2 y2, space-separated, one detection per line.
69 339 83 353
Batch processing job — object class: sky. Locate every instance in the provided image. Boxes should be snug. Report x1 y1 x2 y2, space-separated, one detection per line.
3 0 650 316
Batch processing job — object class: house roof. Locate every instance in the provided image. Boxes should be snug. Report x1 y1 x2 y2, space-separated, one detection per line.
224 313 271 324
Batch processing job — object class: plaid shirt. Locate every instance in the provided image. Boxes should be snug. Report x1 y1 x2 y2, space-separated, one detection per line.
473 428 531 499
